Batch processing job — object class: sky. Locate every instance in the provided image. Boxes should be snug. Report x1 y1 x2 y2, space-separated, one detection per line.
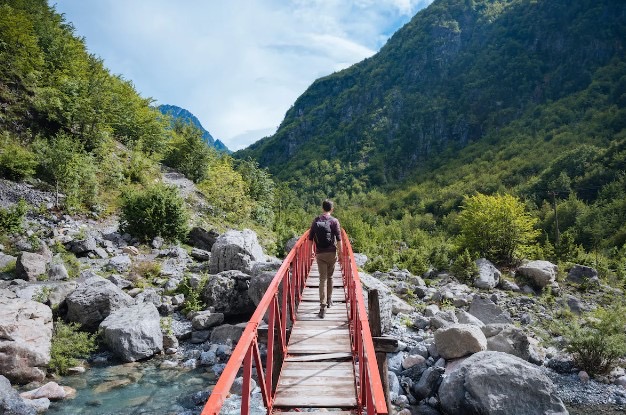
52 0 433 151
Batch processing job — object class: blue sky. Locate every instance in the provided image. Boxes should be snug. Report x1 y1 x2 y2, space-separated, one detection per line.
52 0 433 150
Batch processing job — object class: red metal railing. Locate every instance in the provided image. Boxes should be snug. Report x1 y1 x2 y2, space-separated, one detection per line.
200 229 387 415
339 228 388 415
200 231 314 415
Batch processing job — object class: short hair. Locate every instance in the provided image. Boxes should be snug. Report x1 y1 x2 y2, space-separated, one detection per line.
322 199 333 212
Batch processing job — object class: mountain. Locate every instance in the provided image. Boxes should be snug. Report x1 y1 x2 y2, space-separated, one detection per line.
238 0 626 192
159 104 230 153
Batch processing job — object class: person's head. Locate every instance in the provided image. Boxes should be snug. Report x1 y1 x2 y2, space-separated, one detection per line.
322 199 334 213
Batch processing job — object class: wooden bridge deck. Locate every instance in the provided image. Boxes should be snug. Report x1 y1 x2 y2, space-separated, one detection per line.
272 262 358 410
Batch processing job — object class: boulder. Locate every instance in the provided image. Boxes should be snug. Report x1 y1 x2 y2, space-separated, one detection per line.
209 229 265 274
106 255 132 273
66 276 134 330
67 234 97 255
359 272 393 333
100 302 163 362
187 227 219 251
0 253 17 279
247 271 277 306
284 237 299 255
190 248 211 262
567 264 599 284
433 324 487 360
201 271 254 316
0 375 36 415
353 253 368 268
483 324 533 361
439 351 568 415
210 323 246 345
412 366 444 400
15 253 48 282
468 295 512 324
391 295 414 315
0 298 52 384
20 382 67 400
517 260 558 288
430 310 458 329
474 258 500 290
455 309 485 327
191 311 225 330
47 263 68 281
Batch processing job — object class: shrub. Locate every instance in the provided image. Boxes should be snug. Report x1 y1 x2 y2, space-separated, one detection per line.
451 248 478 283
0 200 28 234
49 320 97 375
560 305 626 375
457 193 540 265
177 274 207 314
0 140 37 180
120 183 189 241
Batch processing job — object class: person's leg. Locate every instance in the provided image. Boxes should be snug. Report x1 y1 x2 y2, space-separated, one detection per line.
326 253 337 307
316 253 330 306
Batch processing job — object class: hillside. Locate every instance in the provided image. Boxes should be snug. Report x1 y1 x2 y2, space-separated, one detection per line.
158 104 230 153
238 0 626 191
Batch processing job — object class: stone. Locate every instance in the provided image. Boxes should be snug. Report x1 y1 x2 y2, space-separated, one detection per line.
0 375 36 415
230 376 257 396
209 229 265 274
409 343 429 359
93 248 109 259
122 246 139 256
413 315 430 329
430 310 458 329
578 371 590 383
107 274 132 289
190 248 211 262
200 350 217 366
47 263 68 281
439 351 568 415
24 397 49 413
68 234 97 255
100 302 163 362
483 324 533 361
388 352 405 374
15 253 48 282
614 375 626 388
202 270 254 316
191 311 225 330
66 276 134 330
20 382 66 400
0 253 17 279
412 366 444 400
190 330 210 344
391 295 414 314
468 295 512 324
163 334 179 350
359 272 393 333
402 354 426 370
433 324 487 360
0 298 52 384
106 255 132 273
567 264 599 284
247 271 276 307
474 258 500 290
187 227 219 251
210 323 246 345
455 309 485 327
517 260 558 289
353 253 368 268
151 236 164 250
388 371 400 395
160 360 178 369
498 278 521 292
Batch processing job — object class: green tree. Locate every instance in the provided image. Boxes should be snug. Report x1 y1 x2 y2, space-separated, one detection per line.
198 158 253 222
457 193 540 264
163 120 213 183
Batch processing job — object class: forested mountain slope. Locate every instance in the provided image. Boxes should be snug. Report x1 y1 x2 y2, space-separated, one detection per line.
158 105 230 153
238 0 626 193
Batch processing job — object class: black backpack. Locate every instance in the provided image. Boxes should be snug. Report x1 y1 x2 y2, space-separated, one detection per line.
313 217 333 249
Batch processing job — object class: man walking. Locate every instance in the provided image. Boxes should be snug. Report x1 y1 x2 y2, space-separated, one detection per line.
308 199 342 318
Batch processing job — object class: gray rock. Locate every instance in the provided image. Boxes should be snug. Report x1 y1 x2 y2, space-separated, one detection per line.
190 248 211 262
106 255 132 273
567 264 598 284
497 278 521 292
191 311 224 330
24 397 50 413
388 352 405 374
107 274 132 289
93 247 109 259
391 295 414 315
413 315 430 330
0 298 52 384
19 381 67 400
353 253 368 268
483 324 533 361
284 237 299 255
100 302 163 362
210 323 246 345
209 229 265 274
15 253 48 282
0 375 36 415
439 351 568 415
468 295 512 324
151 236 164 250
430 310 458 329
409 343 429 359
187 227 219 252
247 271 276 307
0 253 17 275
66 276 134 330
517 260 558 288
455 309 485 327
424 304 440 317
413 366 444 400
47 263 68 281
230 376 257 396
388 371 400 395
163 334 178 350
200 350 217 366
202 271 254 316
68 234 97 255
474 258 500 290
359 272 393 333
433 324 487 360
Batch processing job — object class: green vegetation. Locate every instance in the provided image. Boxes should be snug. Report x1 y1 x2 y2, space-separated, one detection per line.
49 320 97 375
120 184 189 242
176 275 207 314
557 306 626 375
0 200 28 234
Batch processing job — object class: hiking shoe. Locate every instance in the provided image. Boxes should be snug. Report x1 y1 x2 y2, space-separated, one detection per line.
318 306 326 319
327 300 333 309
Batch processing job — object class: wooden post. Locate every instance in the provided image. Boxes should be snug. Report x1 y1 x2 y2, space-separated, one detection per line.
368 289 391 415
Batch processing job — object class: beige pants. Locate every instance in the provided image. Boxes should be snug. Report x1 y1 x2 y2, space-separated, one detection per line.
316 251 336 307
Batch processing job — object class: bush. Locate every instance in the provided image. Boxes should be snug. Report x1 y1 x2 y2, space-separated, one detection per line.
49 320 97 375
176 274 207 314
0 200 28 234
120 183 189 241
457 193 540 265
0 140 37 180
451 248 478 283
560 305 626 375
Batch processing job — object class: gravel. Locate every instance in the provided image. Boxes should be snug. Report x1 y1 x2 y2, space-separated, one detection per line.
0 179 55 209
541 367 626 409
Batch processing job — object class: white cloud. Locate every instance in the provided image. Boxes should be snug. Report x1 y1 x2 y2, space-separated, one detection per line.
52 0 433 150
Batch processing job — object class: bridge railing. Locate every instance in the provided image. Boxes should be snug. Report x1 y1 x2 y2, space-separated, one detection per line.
200 231 314 415
339 228 388 415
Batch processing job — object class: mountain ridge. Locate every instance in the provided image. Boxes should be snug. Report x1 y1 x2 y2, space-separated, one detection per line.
158 104 230 153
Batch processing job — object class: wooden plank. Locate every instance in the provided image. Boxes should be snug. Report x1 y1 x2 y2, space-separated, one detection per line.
276 411 353 415
368 289 391 414
373 336 400 353
285 352 352 362
273 395 357 407
277 376 354 385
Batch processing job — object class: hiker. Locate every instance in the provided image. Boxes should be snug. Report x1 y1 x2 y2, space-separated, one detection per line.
308 199 342 318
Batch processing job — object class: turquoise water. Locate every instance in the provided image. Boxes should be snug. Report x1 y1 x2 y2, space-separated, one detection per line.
46 360 217 415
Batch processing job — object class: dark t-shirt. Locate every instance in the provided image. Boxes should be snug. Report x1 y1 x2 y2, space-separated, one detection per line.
308 214 341 253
